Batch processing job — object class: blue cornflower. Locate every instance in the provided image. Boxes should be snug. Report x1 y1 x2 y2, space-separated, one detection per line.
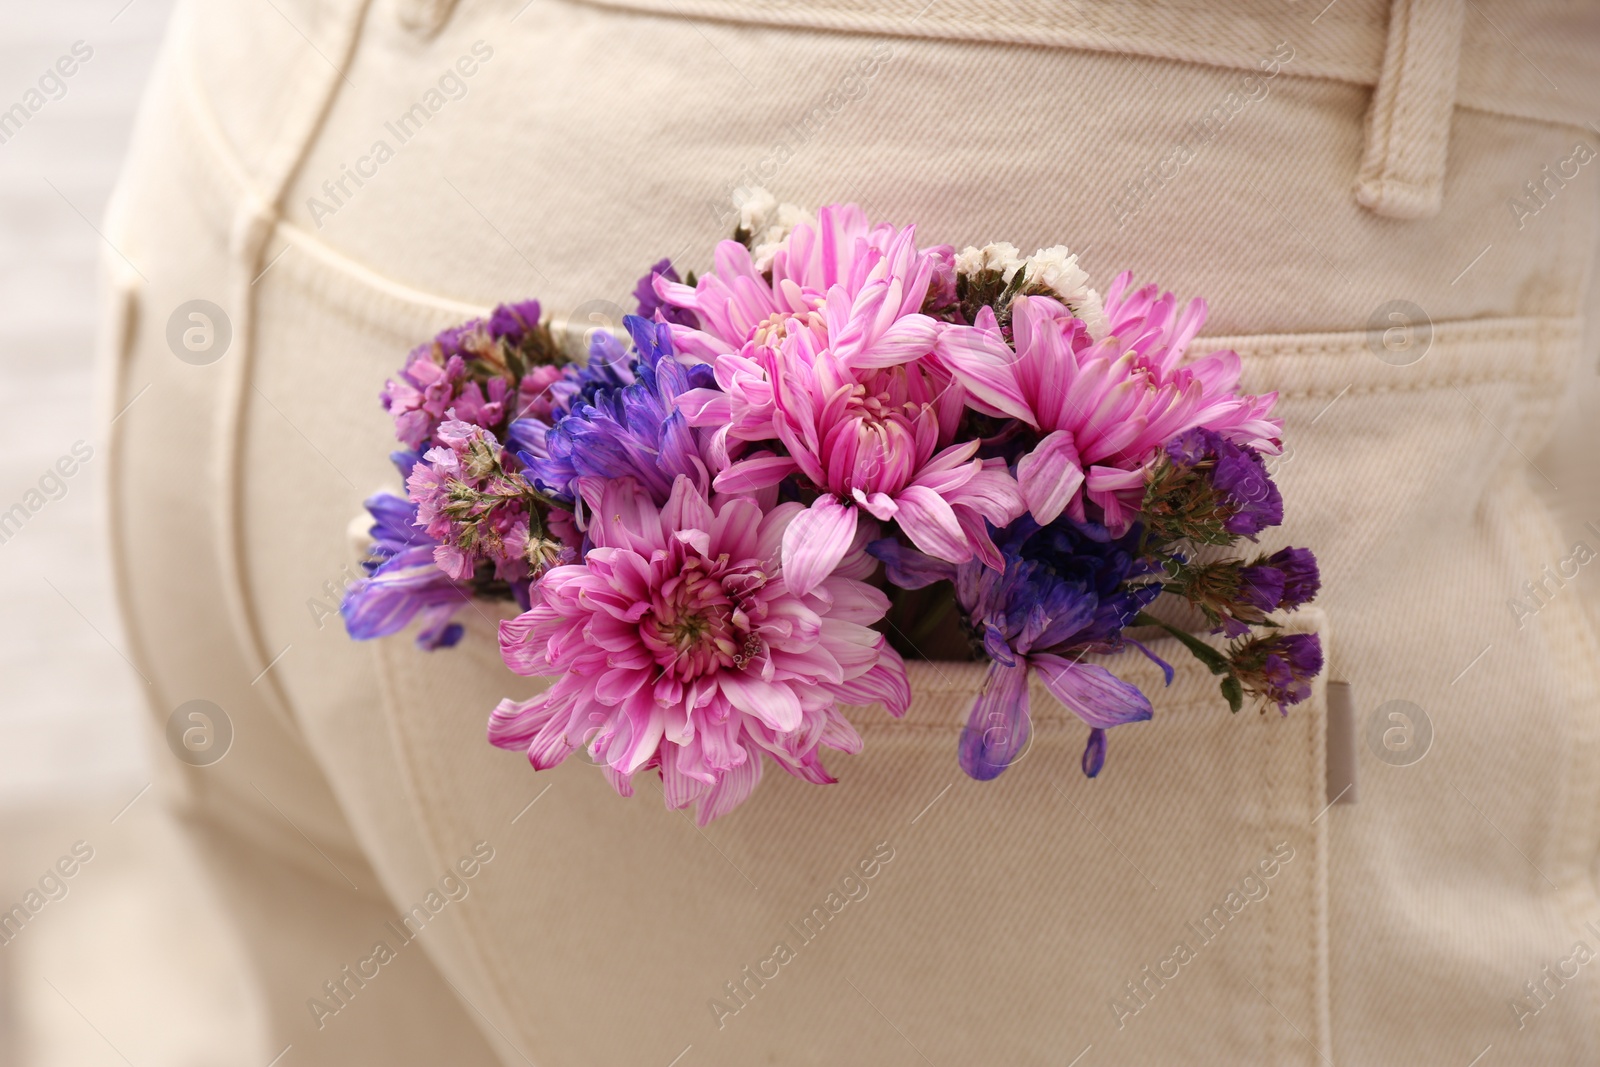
871 516 1169 781
341 493 469 649
517 316 716 507
549 328 638 417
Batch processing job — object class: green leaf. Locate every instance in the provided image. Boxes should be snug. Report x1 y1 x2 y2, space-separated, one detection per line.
503 339 526 383
1220 675 1243 714
1001 265 1030 302
1134 612 1230 675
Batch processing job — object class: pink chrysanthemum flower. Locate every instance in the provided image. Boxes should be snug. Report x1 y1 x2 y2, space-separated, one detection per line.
652 202 951 365
489 475 911 825
659 202 1023 594
936 273 1282 533
696 322 1025 596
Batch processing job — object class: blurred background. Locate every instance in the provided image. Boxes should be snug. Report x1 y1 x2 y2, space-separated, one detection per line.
1 2 258 1063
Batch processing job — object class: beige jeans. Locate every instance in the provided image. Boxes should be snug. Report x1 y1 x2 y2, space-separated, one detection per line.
103 0 1600 1062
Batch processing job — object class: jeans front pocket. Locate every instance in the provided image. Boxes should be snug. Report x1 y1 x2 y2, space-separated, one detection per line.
363 593 1333 1066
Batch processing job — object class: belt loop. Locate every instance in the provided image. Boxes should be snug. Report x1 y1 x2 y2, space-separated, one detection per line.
1355 0 1466 219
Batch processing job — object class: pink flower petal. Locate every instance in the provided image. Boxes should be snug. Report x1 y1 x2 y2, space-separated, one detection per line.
941 457 1026 526
676 387 731 427
954 505 1004 571
815 576 891 625
1016 429 1086 525
935 325 1036 425
659 754 706 811
891 484 973 565
660 475 715 542
850 488 899 522
718 672 803 732
1084 465 1147 492
695 740 763 825
487 694 552 749
832 648 911 716
781 496 859 597
715 452 801 494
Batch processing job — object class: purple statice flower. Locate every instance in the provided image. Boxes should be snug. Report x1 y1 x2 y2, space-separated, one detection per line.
871 516 1167 781
1235 560 1287 614
1164 427 1284 537
383 349 473 451
634 258 699 328
1170 545 1320 638
382 301 551 451
1227 547 1321 635
519 316 717 509
1206 558 1289 638
1163 429 1211 466
1228 632 1323 713
1268 546 1320 609
487 299 542 345
342 493 469 650
408 420 541 583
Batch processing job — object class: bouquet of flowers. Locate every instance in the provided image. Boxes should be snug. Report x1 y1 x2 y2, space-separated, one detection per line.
344 191 1322 824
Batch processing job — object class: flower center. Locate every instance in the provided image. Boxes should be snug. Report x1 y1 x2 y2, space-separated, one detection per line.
847 383 908 428
750 308 824 348
639 555 766 679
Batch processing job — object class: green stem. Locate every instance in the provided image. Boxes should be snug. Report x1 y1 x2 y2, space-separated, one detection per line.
1133 611 1231 676
907 594 958 646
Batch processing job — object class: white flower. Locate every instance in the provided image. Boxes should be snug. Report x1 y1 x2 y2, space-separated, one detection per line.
1023 245 1088 300
1022 245 1107 339
725 186 814 270
732 186 778 234
954 242 1025 283
1070 290 1108 340
750 202 816 272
